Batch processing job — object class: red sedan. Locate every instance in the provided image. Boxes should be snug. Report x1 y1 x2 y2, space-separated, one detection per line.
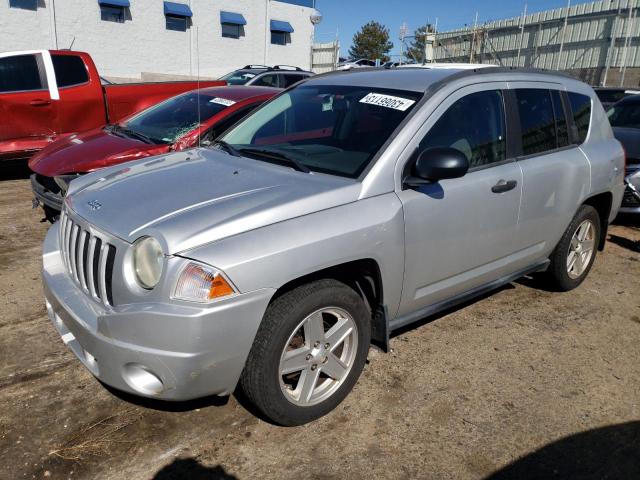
29 85 278 221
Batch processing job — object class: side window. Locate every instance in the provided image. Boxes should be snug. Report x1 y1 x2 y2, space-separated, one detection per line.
550 90 569 148
567 92 591 144
51 55 89 88
252 74 279 88
282 74 304 88
515 89 557 156
418 90 506 169
0 55 43 93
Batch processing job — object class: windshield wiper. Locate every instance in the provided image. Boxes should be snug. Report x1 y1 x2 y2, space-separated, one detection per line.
107 124 156 144
212 140 242 157
238 147 311 173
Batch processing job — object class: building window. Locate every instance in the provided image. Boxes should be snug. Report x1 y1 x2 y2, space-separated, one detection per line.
166 15 187 31
9 0 38 10
164 2 192 31
271 31 291 45
98 0 129 22
220 11 246 39
270 20 294 45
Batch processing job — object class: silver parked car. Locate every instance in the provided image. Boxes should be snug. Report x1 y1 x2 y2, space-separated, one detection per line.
42 67 625 426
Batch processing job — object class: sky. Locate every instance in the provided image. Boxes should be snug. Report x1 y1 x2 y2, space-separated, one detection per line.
313 0 594 59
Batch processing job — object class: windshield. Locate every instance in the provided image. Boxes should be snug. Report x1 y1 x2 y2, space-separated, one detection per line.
221 85 421 178
122 92 231 143
220 70 258 85
608 103 640 129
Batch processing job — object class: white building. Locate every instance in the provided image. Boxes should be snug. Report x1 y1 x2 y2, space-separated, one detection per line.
0 0 317 80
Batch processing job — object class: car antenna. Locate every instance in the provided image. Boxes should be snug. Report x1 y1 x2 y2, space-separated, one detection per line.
196 26 201 148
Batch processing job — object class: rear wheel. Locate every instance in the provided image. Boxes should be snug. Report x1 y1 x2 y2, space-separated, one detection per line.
546 205 600 291
239 279 370 426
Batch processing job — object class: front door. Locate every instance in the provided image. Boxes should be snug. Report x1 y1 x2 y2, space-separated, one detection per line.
0 53 56 154
397 84 523 317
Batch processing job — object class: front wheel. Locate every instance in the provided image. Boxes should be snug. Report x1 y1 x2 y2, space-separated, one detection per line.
239 279 371 426
546 205 600 291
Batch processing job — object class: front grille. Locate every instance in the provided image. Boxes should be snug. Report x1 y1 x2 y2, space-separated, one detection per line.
58 209 116 307
622 186 640 208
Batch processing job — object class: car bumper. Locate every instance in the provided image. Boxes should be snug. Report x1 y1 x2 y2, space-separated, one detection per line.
42 222 275 401
31 174 64 212
620 167 640 214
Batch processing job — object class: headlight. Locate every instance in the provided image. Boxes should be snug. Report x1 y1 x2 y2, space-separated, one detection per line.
173 262 236 303
132 237 164 289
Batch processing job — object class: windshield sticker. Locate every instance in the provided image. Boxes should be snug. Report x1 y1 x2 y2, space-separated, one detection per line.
210 97 236 107
359 93 415 111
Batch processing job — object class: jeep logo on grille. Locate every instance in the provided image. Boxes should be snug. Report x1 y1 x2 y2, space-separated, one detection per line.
87 200 102 211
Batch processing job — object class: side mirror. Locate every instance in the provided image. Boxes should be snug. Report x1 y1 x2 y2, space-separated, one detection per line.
405 147 469 186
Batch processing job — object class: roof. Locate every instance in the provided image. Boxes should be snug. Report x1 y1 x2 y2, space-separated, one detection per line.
617 94 640 105
305 67 582 94
190 85 280 101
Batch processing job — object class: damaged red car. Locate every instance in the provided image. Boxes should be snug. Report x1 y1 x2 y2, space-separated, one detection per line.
29 85 279 221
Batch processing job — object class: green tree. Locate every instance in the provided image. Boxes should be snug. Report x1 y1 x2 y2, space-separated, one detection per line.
348 21 393 62
405 24 435 63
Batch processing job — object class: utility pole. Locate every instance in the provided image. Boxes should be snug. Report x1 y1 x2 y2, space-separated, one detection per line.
556 0 570 71
602 0 622 86
469 11 478 63
516 3 528 67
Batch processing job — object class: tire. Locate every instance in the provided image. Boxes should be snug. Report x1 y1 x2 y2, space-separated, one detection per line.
546 205 600 291
239 279 371 426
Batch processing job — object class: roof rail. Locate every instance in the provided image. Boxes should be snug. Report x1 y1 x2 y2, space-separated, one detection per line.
272 65 303 71
242 64 270 69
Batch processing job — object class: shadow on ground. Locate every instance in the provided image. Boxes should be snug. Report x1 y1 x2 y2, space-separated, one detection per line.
485 421 640 480
153 458 237 479
608 234 640 253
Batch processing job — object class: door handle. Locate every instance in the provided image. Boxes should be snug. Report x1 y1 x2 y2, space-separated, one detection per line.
491 179 517 193
29 99 50 106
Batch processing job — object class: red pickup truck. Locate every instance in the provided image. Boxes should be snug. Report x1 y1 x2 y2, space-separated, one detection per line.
0 49 224 162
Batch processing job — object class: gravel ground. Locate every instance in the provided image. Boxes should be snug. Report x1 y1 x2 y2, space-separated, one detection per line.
1 171 639 480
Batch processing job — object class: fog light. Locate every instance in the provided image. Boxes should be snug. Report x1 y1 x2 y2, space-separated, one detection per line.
122 363 164 395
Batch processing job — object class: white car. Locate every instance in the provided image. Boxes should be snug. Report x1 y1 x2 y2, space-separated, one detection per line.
336 59 376 71
397 62 497 70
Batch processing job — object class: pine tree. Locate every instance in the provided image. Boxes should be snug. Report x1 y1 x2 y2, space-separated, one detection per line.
405 24 436 63
348 21 394 62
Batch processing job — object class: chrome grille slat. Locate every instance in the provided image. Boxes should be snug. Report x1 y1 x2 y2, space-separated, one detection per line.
87 236 98 298
77 231 88 292
58 207 117 308
69 225 79 282
97 244 110 307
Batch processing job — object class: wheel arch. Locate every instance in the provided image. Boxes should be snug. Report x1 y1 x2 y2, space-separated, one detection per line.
270 258 389 352
582 191 612 251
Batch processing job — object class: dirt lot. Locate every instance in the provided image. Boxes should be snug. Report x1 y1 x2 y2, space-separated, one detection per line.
1 168 639 480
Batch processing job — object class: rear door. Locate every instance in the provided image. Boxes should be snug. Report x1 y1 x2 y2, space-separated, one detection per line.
51 53 106 135
510 85 590 262
397 83 524 316
0 52 56 149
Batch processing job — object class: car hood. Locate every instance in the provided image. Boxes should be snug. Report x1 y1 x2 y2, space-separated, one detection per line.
66 148 360 254
612 127 640 162
28 128 168 176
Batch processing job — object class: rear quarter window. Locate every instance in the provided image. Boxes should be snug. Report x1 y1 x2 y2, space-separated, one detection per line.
52 55 89 88
567 92 591 144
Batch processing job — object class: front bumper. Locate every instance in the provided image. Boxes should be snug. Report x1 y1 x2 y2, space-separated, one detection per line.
619 166 640 214
31 174 63 212
42 222 275 400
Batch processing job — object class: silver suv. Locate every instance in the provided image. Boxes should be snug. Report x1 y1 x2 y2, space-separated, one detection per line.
42 67 625 425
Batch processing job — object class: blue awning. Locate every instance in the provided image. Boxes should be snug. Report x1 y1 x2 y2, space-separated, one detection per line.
270 20 294 33
164 1 192 17
98 0 130 7
220 11 247 25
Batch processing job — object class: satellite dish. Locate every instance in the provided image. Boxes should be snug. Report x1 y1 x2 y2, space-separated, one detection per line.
310 9 322 25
